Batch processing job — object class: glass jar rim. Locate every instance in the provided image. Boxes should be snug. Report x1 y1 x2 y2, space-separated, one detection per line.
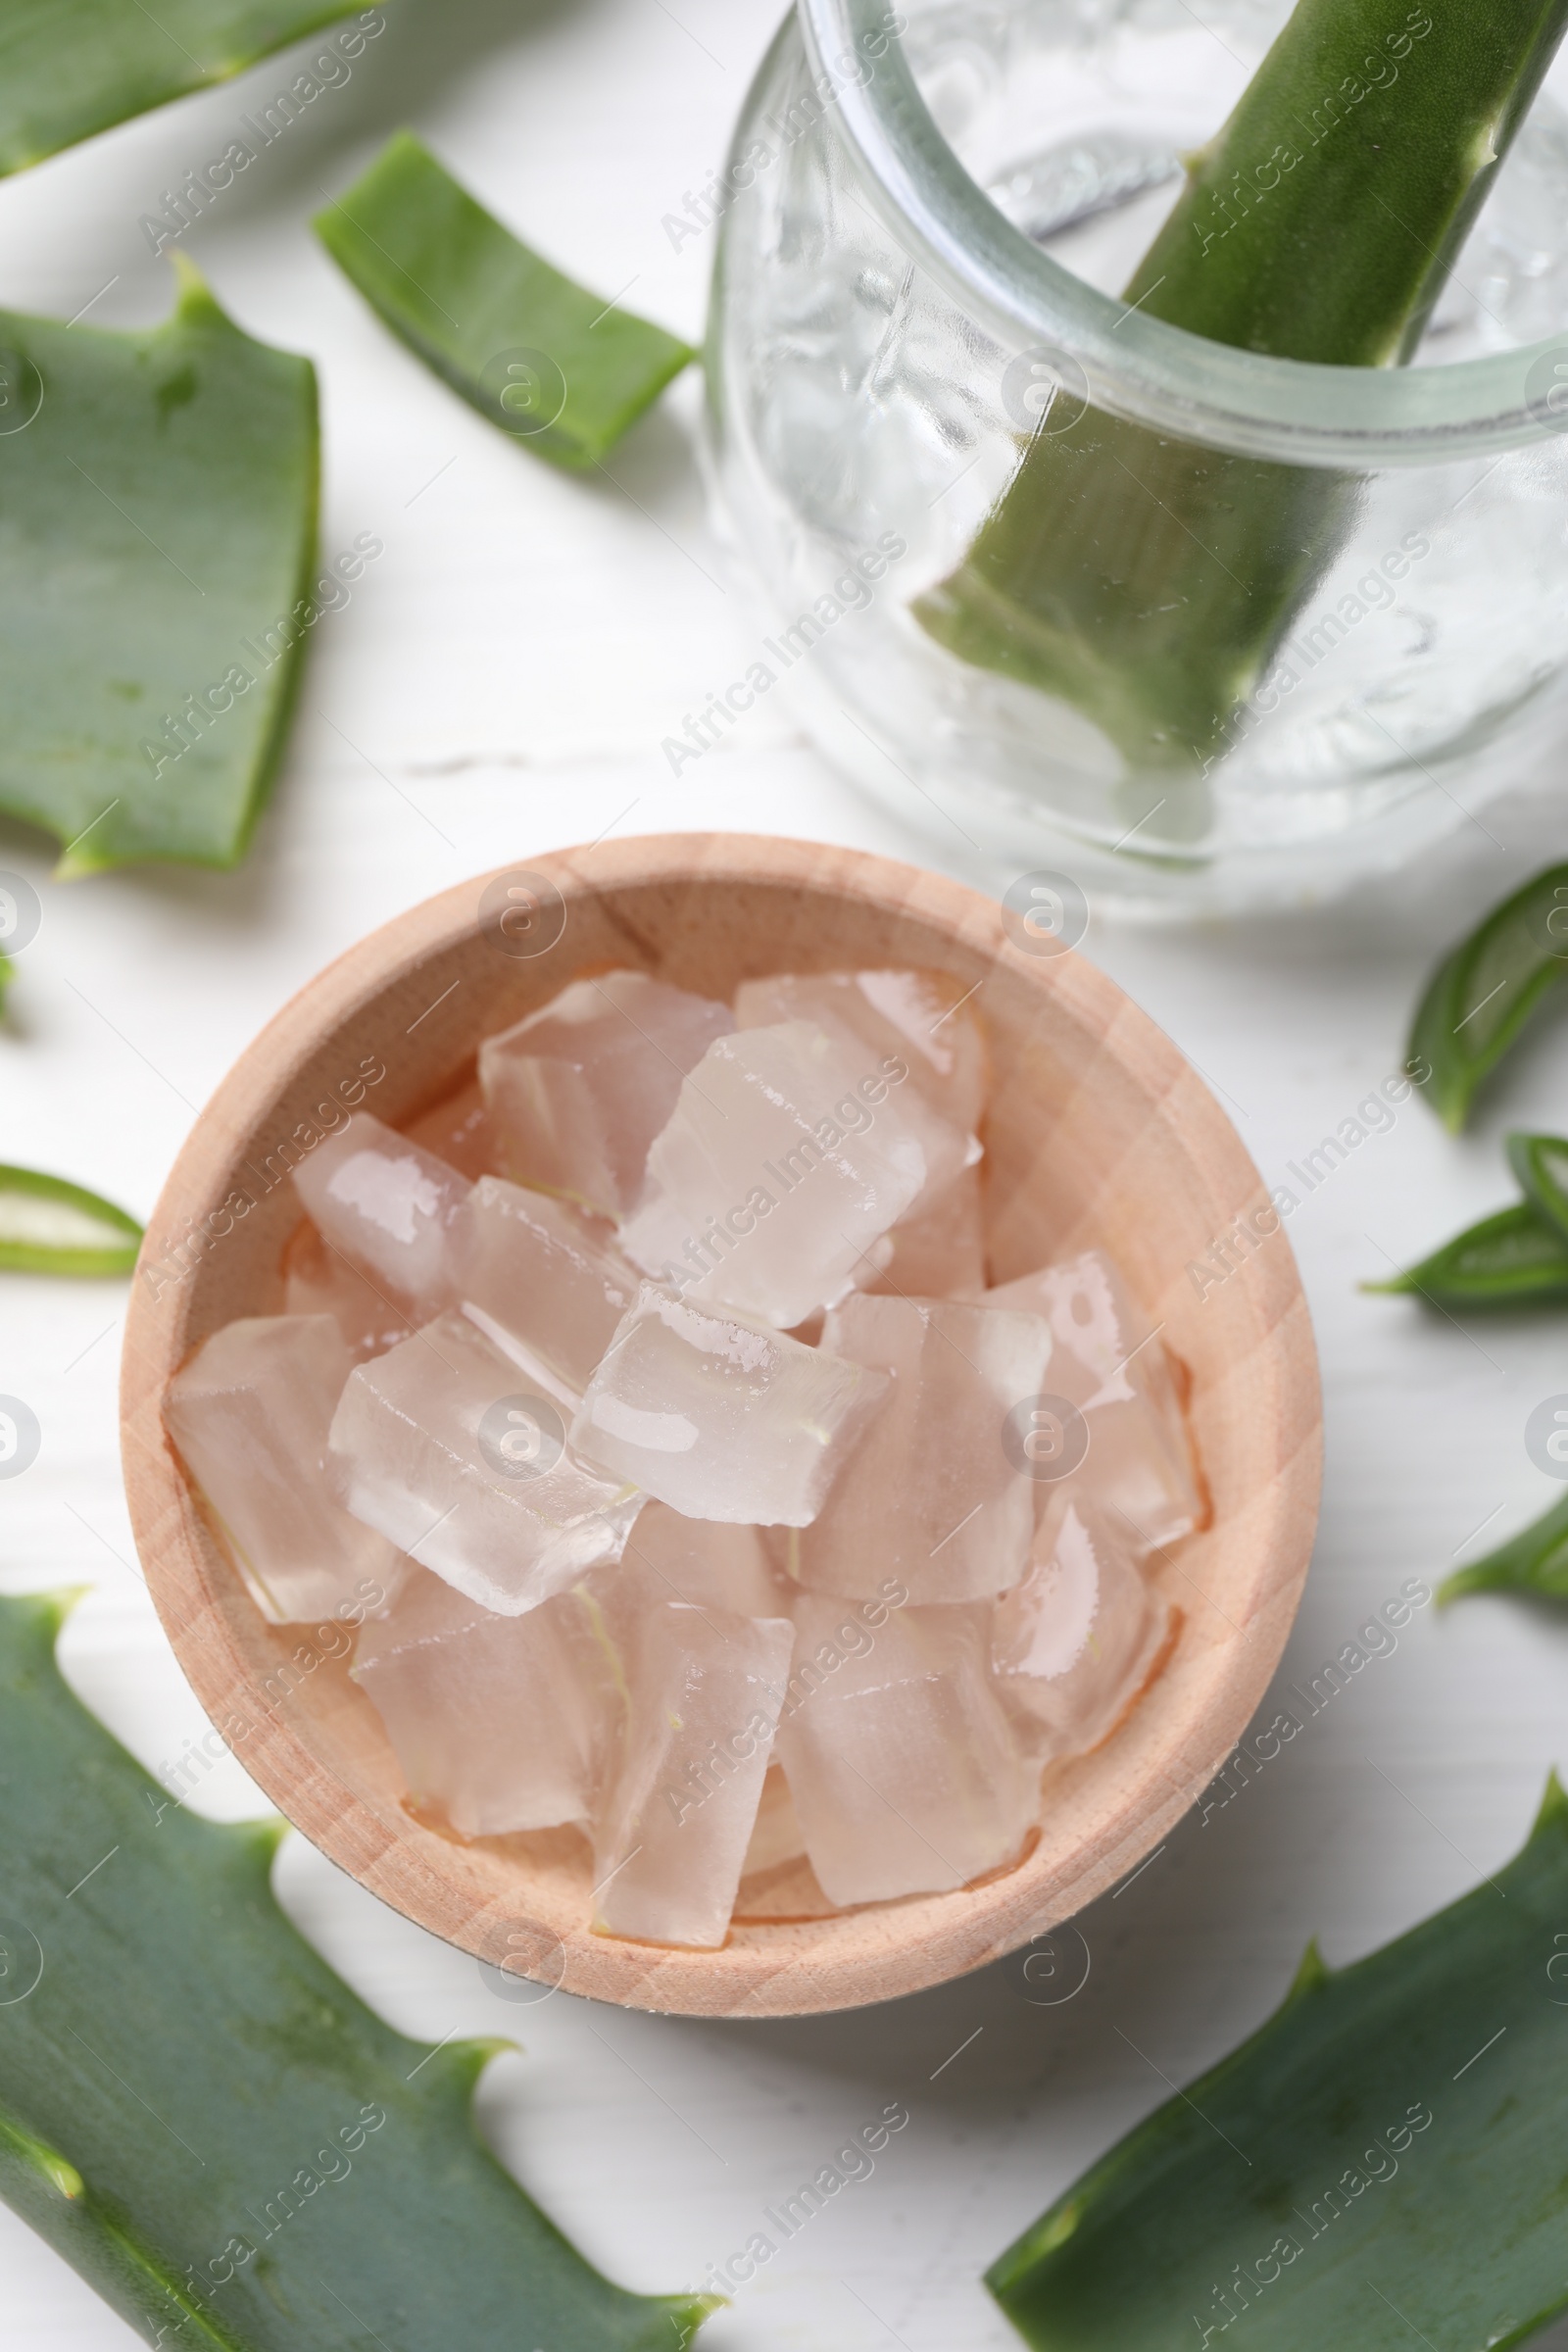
797 0 1568 467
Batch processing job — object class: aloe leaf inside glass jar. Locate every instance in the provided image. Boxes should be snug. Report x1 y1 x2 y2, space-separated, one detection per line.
914 0 1568 782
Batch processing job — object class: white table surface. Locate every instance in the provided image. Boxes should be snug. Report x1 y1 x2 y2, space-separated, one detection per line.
7 4 1568 2345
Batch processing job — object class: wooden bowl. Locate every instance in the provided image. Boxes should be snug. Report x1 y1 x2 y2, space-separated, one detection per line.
122 834 1320 2017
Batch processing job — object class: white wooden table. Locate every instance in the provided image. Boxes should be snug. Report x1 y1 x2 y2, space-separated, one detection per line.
7 3 1568 2343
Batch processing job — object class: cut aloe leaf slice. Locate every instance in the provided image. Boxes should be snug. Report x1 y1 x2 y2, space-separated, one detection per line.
0 1166 141 1275
1441 1491 1568 1604
0 258 318 873
314 130 695 470
1409 866 1568 1131
1506 1130 1568 1238
0 1589 716 2352
1361 1200 1568 1307
990 1776 1568 2350
0 0 375 175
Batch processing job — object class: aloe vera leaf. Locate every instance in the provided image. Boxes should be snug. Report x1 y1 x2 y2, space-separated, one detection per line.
0 0 371 176
1361 1200 1568 1306
315 131 695 471
913 424 1350 775
1441 1492 1568 1603
0 1165 141 1275
0 258 318 874
1507 1131 1568 1238
917 0 1568 773
0 1591 714 2351
990 1776 1568 2351
1408 865 1568 1131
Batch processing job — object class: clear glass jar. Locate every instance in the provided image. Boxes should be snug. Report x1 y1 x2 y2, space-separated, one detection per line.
704 0 1568 912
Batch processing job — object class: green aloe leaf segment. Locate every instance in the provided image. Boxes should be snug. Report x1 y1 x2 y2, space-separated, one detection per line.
315 132 695 471
0 258 318 874
990 1777 1568 2350
1408 866 1568 1130
0 0 376 176
1507 1130 1568 1237
0 1590 714 2351
916 0 1568 782
1361 1200 1568 1308
1442 1491 1568 1604
0 1166 142 1275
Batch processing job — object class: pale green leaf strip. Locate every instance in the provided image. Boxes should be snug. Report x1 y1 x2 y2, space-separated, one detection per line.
0 258 318 873
0 1 379 176
0 1165 142 1275
314 131 695 471
990 1777 1568 2351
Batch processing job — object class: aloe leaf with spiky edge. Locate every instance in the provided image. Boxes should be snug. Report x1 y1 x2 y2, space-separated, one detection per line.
0 1589 715 2352
990 1776 1568 2351
916 0 1568 787
0 258 318 874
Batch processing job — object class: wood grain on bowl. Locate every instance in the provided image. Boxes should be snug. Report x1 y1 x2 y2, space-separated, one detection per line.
121 834 1320 2017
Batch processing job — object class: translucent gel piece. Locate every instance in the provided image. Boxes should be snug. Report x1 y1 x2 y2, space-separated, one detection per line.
403 1077 496 1181
775 1594 1036 1904
353 1569 616 1835
592 1600 794 1947
988 1250 1201 1551
862 1161 988 1300
451 1176 640 1396
992 1494 1172 1759
733 966 988 1134
794 1294 1052 1602
282 1219 416 1362
570 1284 889 1526
478 969 734 1221
293 1110 470 1316
620 1020 970 1328
620 1499 789 1616
165 1313 400 1626
741 1764 808 1875
327 1308 641 1616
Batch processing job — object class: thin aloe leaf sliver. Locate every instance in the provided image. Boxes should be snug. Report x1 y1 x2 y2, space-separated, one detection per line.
1408 864 1568 1131
0 1589 716 2352
1441 1491 1568 1604
1507 1130 1568 1238
314 131 695 471
990 1779 1568 2351
1361 1200 1568 1308
0 1167 141 1275
0 258 318 873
